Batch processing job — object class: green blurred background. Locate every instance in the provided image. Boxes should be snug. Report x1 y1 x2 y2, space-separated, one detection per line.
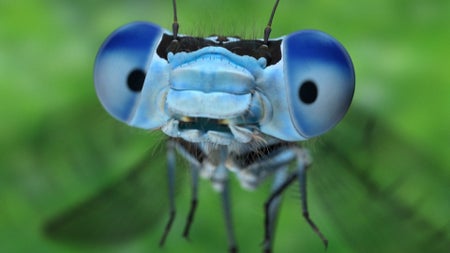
1 0 449 252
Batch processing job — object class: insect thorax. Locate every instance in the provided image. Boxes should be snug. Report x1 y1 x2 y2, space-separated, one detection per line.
172 136 301 190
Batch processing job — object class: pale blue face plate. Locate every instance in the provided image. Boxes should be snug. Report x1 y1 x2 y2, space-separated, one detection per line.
94 22 355 142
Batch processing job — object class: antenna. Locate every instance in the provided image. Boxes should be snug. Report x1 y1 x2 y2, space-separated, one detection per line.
172 0 179 40
263 0 280 44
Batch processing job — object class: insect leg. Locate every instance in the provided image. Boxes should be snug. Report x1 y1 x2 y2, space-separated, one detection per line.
159 140 177 246
171 139 205 241
263 172 297 253
296 149 328 248
262 167 288 253
215 146 238 253
220 176 238 253
182 163 199 240
164 139 205 239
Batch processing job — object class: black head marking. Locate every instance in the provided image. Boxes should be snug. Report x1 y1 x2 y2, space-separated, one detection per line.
156 34 282 66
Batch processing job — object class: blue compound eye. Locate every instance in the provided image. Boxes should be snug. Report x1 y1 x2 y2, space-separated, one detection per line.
94 22 163 123
283 30 355 138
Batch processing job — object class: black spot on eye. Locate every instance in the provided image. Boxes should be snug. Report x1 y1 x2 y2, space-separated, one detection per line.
299 80 318 104
127 69 146 92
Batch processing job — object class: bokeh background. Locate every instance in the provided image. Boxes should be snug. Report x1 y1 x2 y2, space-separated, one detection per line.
1 0 449 252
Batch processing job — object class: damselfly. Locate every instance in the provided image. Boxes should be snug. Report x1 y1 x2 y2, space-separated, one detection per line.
47 0 354 252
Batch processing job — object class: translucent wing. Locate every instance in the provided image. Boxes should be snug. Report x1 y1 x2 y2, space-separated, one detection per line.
41 105 182 246
44 147 169 245
307 108 449 253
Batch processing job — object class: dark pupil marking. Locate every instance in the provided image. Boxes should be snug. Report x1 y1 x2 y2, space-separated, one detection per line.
127 69 146 92
299 80 318 104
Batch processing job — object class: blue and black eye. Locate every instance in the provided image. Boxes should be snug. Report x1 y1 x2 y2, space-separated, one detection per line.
283 30 355 138
94 22 163 124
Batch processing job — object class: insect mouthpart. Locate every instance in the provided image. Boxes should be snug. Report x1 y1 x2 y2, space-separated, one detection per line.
178 117 231 133
162 115 258 145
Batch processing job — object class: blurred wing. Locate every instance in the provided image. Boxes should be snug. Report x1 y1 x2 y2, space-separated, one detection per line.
39 104 185 246
308 108 449 253
43 146 170 245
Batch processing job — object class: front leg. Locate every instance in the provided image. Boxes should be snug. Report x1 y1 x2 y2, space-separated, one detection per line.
213 146 238 253
159 140 177 246
263 148 327 252
171 139 204 240
262 167 288 253
296 149 328 248
182 163 200 240
263 172 297 253
220 173 238 253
